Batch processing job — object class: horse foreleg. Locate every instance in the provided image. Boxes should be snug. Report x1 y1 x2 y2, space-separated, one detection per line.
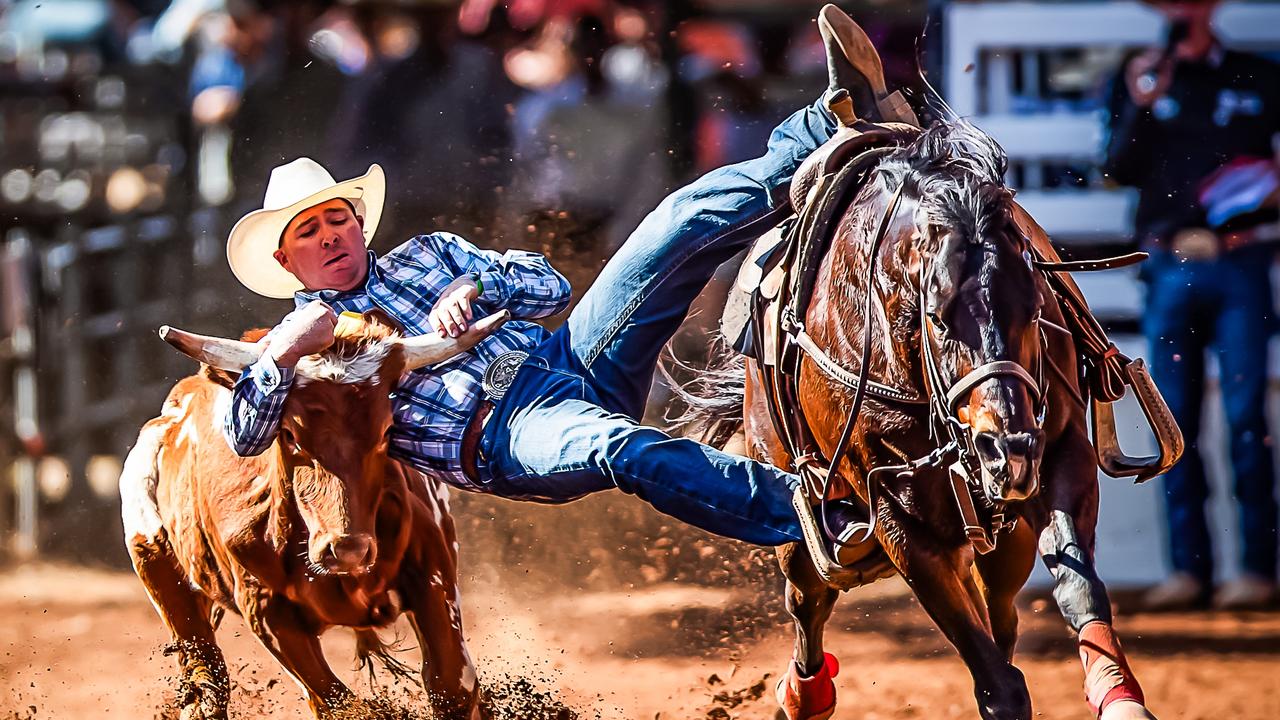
775 542 841 720
1038 433 1154 720
901 539 1031 720
974 520 1038 661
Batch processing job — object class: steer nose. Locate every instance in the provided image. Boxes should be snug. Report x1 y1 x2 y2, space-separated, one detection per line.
324 533 375 573
973 430 1044 502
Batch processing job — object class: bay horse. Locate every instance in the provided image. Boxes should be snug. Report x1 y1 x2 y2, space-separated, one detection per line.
681 120 1158 720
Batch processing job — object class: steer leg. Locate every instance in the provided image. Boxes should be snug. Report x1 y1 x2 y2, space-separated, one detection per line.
402 497 480 720
122 420 229 720
128 538 230 720
255 598 354 718
1038 433 1154 720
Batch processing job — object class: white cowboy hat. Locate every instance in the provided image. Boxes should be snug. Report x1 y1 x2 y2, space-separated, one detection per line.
227 158 385 298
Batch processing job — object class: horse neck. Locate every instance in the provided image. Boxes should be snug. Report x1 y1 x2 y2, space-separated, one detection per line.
808 191 919 391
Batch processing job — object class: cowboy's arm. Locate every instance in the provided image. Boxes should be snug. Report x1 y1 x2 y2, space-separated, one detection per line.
1102 63 1156 188
222 355 293 456
219 301 335 456
417 232 572 319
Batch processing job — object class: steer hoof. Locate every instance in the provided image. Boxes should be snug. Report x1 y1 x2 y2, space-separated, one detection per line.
177 697 227 720
1101 700 1158 720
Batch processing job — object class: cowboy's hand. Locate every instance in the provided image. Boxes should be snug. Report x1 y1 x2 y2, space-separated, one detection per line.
429 275 479 338
1124 49 1174 108
262 301 337 368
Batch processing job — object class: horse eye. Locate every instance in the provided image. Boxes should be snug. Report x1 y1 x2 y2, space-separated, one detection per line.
926 304 951 335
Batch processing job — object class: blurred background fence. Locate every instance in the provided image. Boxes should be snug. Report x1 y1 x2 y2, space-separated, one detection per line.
1 0 1279 586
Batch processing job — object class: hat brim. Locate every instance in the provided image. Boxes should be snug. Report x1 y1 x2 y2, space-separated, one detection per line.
227 164 385 299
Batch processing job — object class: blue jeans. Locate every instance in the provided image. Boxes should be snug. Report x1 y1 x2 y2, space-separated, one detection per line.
1143 247 1279 582
475 97 838 546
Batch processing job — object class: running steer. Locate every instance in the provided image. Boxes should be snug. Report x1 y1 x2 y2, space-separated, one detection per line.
119 311 507 720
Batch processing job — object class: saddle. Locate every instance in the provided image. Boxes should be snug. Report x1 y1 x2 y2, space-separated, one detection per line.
724 109 1183 585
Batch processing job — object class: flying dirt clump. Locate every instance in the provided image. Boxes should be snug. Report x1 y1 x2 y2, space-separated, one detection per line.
480 674 599 720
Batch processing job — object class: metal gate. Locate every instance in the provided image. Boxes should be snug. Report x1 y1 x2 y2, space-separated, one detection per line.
1 210 227 562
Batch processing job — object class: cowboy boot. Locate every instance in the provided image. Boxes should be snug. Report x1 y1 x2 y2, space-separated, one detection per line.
818 4 919 126
776 652 840 720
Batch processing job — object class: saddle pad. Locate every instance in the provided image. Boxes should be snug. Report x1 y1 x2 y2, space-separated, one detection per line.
736 223 789 298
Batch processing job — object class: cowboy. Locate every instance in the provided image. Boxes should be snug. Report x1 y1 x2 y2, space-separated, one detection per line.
1104 0 1280 611
221 6 892 563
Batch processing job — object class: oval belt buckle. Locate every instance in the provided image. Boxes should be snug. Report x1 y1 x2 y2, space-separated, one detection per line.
481 350 530 402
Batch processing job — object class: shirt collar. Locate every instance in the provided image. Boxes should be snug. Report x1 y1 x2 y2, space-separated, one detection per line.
294 250 381 307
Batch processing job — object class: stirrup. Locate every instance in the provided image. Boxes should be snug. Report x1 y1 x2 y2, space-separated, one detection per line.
791 489 895 588
1091 358 1184 482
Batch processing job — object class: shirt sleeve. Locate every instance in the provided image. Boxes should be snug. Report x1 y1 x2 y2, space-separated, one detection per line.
222 353 295 457
415 232 572 319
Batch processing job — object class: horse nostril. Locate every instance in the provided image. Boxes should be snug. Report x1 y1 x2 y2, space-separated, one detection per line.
973 432 1005 467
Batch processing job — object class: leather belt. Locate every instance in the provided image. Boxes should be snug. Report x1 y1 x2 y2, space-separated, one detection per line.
460 399 494 484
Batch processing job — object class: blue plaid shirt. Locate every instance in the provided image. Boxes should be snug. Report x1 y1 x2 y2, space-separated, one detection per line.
223 232 571 489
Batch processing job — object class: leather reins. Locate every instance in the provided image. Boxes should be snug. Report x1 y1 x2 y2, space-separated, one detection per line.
786 181 1047 553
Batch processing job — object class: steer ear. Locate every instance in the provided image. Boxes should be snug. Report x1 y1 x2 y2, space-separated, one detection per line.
159 326 262 372
399 310 511 371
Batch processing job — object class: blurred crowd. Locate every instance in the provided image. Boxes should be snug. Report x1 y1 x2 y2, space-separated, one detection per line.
82 0 886 256
5 0 1277 607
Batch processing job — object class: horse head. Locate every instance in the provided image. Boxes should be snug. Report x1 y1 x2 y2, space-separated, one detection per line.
877 122 1045 504
160 310 508 574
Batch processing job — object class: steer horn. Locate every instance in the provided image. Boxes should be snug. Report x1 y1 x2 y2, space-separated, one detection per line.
160 309 511 373
158 326 261 371
399 310 510 371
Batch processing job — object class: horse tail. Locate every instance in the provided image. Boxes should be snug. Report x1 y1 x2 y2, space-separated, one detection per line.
660 340 746 449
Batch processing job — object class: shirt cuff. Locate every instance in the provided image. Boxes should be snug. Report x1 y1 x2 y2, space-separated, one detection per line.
250 353 295 394
476 270 507 305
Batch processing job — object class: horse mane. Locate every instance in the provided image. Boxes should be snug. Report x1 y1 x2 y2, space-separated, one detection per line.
877 120 1018 252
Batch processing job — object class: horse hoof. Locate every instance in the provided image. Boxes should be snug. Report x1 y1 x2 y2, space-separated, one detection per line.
775 653 839 720
1101 700 1158 720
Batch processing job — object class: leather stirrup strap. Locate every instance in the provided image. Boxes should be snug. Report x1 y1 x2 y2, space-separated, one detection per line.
1032 252 1147 273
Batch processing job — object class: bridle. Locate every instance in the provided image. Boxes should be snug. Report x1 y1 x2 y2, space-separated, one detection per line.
788 180 1046 554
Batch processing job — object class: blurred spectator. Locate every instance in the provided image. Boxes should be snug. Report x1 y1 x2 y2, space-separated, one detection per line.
1104 0 1280 611
327 0 516 246
501 11 669 256
196 0 345 214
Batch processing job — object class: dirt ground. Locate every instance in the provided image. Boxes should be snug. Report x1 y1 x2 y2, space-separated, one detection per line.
1 559 1278 720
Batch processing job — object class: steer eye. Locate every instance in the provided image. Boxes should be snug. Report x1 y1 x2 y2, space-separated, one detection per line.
280 427 302 454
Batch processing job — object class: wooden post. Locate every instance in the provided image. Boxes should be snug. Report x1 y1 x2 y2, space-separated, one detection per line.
3 230 39 559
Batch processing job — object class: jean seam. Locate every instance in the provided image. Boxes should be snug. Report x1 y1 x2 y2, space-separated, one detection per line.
581 184 781 367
